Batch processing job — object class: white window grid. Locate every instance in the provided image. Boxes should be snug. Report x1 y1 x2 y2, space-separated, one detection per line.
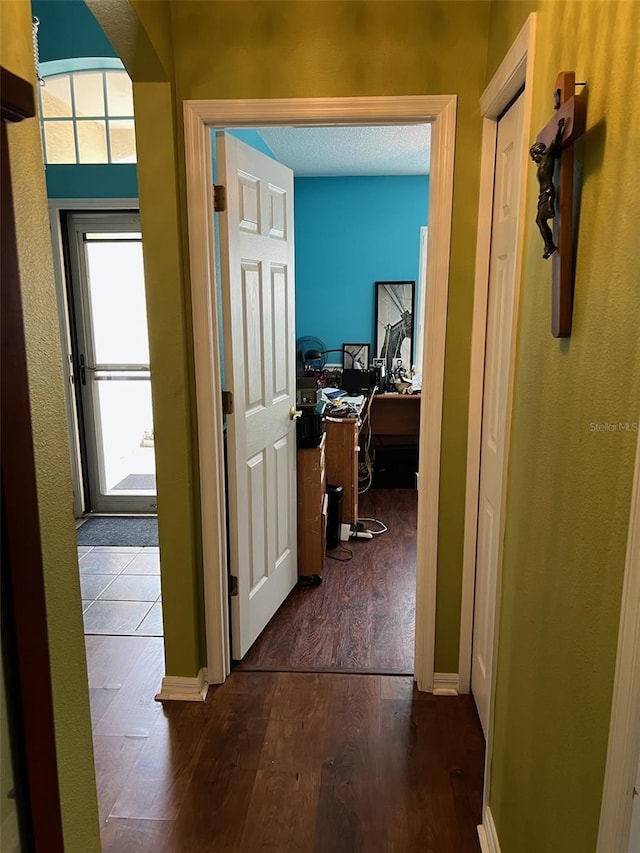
39 70 136 165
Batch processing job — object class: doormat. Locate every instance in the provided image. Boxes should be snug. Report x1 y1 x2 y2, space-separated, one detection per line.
76 516 158 547
112 473 156 491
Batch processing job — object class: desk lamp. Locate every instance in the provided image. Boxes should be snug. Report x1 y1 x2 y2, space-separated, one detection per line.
304 348 355 370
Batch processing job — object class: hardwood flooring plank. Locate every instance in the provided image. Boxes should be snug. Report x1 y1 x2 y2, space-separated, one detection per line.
109 702 209 820
84 635 152 688
88 686 122 728
438 696 485 851
86 653 485 853
92 734 146 824
382 693 444 850
169 675 276 852
94 637 164 736
240 769 320 853
314 675 385 852
101 817 176 853
269 671 335 722
238 489 417 674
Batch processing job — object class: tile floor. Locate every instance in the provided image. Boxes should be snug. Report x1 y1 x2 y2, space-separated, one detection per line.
78 546 163 637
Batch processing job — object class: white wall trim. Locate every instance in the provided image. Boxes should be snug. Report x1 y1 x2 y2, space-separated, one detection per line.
183 95 457 688
433 672 460 696
478 807 502 853
47 198 139 518
155 668 209 702
597 426 640 852
459 12 536 696
457 12 536 821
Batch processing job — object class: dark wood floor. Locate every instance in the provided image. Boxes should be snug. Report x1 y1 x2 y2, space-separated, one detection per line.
237 488 417 674
87 636 484 852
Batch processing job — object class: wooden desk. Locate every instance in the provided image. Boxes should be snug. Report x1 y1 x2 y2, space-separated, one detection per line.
370 393 421 444
324 417 359 527
297 433 327 579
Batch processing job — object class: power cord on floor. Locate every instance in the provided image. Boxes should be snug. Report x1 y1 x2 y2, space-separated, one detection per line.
327 543 353 562
357 517 387 536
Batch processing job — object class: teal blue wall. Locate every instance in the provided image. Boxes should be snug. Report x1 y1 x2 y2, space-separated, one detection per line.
227 129 276 161
45 164 137 198
32 0 116 60
294 175 429 356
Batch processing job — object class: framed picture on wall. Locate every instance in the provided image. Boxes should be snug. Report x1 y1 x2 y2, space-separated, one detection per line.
342 343 370 370
374 281 415 375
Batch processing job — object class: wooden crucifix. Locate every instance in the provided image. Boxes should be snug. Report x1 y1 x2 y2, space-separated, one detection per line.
530 71 587 337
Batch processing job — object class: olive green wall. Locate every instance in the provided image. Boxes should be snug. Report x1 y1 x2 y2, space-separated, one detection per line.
486 0 536 82
105 0 493 677
0 2 100 849
88 0 206 677
486 2 640 851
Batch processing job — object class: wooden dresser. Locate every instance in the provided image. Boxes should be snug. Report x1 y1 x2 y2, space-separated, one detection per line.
296 432 327 580
324 417 359 527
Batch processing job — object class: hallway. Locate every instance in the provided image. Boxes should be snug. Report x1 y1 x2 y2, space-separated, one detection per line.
89 636 484 852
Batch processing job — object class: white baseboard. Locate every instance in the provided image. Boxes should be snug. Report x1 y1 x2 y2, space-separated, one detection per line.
478 807 502 853
155 668 209 702
433 672 459 696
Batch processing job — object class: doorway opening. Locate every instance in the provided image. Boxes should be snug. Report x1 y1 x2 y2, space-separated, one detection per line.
212 124 429 675
51 207 163 639
63 211 157 515
182 95 457 690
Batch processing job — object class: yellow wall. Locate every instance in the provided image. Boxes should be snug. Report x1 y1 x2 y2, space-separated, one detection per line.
88 0 207 675
107 0 493 677
0 1 100 849
487 2 640 850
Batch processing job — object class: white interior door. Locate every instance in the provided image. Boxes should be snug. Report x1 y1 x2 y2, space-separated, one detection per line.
471 94 525 736
217 132 298 660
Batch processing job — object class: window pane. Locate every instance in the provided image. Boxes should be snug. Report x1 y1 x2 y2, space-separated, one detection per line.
41 75 72 117
109 120 137 163
73 72 105 117
85 232 142 240
84 240 150 364
105 72 134 117
93 377 156 494
77 120 108 163
43 121 76 163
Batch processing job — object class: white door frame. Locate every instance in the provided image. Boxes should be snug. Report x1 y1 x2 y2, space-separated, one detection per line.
48 197 140 518
460 14 537 694
183 95 457 687
452 13 536 846
597 424 640 852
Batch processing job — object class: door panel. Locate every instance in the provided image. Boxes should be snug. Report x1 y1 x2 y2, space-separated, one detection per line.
471 94 525 736
67 213 157 513
217 133 297 660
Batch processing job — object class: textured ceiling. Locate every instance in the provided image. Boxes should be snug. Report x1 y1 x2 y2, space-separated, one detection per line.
256 124 431 177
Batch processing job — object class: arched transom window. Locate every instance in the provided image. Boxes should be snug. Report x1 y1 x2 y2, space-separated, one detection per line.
39 69 136 165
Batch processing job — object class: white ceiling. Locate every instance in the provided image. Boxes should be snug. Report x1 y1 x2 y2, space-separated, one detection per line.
256 124 431 177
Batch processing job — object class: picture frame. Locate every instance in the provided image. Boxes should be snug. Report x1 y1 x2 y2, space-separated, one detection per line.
342 343 370 371
374 281 415 375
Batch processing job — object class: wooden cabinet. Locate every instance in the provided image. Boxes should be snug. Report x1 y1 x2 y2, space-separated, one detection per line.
324 417 359 527
296 433 326 579
370 393 421 444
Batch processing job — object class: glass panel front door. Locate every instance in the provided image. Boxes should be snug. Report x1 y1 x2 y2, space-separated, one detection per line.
68 213 157 513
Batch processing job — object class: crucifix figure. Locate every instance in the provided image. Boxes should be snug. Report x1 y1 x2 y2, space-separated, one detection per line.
530 71 587 337
530 116 565 259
